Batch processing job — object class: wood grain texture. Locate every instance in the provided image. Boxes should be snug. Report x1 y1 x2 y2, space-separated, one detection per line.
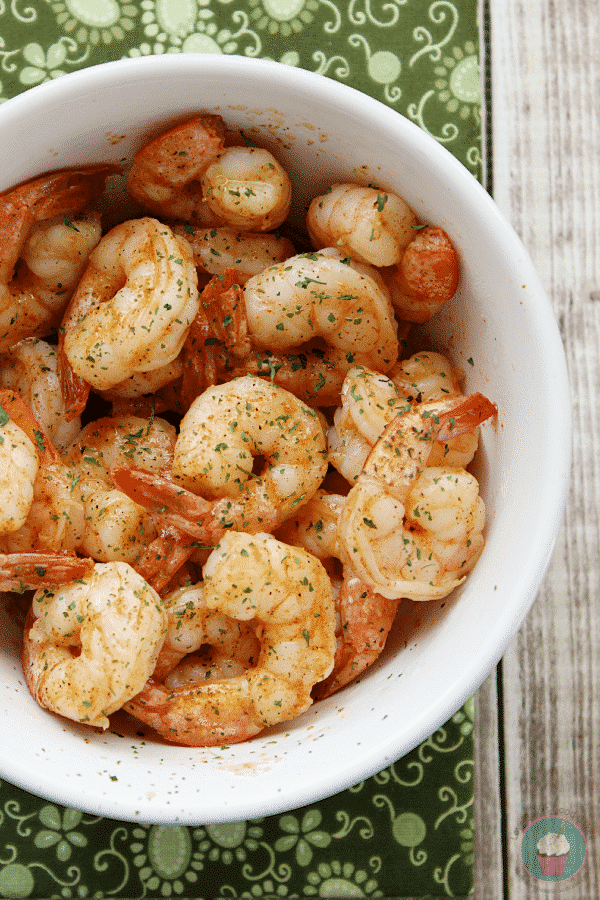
473 671 505 899
489 0 599 895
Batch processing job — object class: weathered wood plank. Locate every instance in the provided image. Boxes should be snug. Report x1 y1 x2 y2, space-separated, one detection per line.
473 670 505 899
490 0 600 895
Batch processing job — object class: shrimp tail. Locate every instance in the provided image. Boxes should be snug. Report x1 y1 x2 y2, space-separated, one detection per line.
362 391 496 501
56 341 90 421
196 268 250 357
313 573 400 699
0 388 61 464
435 392 498 441
109 465 213 540
179 268 248 406
0 551 94 593
1 165 120 224
133 524 197 594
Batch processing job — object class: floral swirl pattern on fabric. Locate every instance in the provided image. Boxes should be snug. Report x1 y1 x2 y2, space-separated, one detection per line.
0 2 482 897
0 704 474 897
0 0 482 179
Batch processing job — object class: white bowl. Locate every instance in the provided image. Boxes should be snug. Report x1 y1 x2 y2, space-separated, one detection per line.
0 55 570 824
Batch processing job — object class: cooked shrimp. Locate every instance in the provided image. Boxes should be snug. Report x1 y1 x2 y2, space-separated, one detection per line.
63 414 176 565
0 337 81 452
99 358 185 403
123 532 336 746
179 249 403 405
389 351 480 467
173 375 327 504
328 362 481 483
0 401 39 536
22 560 167 730
201 145 292 232
0 551 93 594
277 489 400 698
337 392 497 600
327 366 408 484
173 224 295 284
243 249 398 369
385 226 459 323
0 166 114 352
127 115 292 232
59 216 199 418
127 519 200 596
163 644 258 689
149 580 260 683
307 183 417 267
0 390 85 554
276 488 345 562
313 570 400 699
112 375 328 552
306 185 459 322
127 114 227 224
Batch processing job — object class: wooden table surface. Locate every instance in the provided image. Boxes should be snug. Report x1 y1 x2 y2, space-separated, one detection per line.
473 0 598 895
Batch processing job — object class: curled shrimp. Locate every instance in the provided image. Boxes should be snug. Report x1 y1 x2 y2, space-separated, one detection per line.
390 349 465 400
123 531 336 746
389 351 480 467
171 375 328 504
0 166 115 352
314 571 400 699
277 489 401 698
22 560 167 730
384 226 459 323
184 250 402 405
243 249 398 370
149 580 260 684
277 488 345 563
0 338 82 452
0 389 85 554
59 216 199 418
127 114 227 224
338 392 497 600
327 366 409 484
328 360 481 483
63 415 177 566
112 375 328 549
179 269 369 408
201 145 292 232
127 115 292 231
307 183 417 267
306 184 459 323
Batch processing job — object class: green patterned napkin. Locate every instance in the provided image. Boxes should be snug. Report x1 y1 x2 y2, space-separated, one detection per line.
0 2 484 897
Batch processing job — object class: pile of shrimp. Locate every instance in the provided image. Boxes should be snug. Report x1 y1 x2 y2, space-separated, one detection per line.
0 113 496 747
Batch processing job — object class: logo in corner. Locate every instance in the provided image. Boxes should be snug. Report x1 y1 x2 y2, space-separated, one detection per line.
520 816 586 882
